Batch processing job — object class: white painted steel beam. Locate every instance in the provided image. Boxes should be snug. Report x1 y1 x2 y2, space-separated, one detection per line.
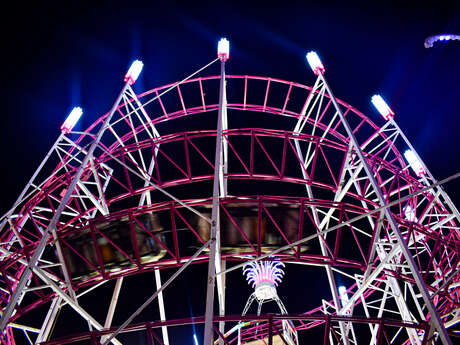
292 76 352 345
35 297 62 344
204 58 226 345
0 80 131 333
101 241 210 345
101 278 124 344
155 270 170 345
318 72 452 345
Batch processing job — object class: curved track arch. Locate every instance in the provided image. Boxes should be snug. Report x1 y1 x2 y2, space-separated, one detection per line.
0 74 458 345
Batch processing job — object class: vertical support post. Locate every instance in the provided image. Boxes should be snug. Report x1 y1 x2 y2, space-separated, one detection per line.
203 57 226 345
216 67 228 345
146 324 155 345
317 72 452 345
155 269 170 345
268 315 273 345
35 297 62 343
218 260 226 345
101 277 124 344
0 81 131 333
324 316 331 345
376 320 384 345
91 333 99 345
220 73 228 198
292 77 351 345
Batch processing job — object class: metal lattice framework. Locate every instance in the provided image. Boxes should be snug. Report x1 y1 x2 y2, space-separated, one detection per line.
0 51 459 345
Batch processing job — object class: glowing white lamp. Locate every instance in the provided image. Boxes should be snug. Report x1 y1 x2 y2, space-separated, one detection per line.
371 94 394 120
218 38 230 61
403 204 418 222
425 34 460 48
61 107 83 134
124 60 144 85
306 51 325 75
404 150 425 177
338 286 349 307
193 334 199 345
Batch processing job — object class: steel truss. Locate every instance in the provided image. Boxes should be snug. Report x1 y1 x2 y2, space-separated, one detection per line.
33 314 446 345
0 57 458 345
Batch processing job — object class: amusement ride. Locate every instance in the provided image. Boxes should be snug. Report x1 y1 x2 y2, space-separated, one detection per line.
0 38 458 345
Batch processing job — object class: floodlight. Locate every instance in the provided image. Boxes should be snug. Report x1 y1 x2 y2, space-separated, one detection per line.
338 285 349 307
404 150 425 177
61 107 83 134
218 38 230 61
371 94 394 120
306 51 325 75
124 60 144 85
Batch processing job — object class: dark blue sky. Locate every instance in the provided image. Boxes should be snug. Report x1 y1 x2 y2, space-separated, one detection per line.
1 2 459 211
1 2 459 342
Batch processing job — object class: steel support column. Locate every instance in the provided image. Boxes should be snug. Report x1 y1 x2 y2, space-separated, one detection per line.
292 76 351 345
101 278 124 344
0 80 131 334
155 270 170 345
203 58 226 345
317 71 452 345
35 297 62 344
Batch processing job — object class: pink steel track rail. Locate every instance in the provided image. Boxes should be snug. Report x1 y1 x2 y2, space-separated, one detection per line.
1 75 458 345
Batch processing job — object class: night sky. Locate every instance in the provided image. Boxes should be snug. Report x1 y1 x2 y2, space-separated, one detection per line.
1 1 459 344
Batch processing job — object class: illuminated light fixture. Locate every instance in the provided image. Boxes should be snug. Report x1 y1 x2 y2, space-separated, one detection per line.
404 150 425 177
371 94 394 120
244 261 285 300
217 38 230 61
193 334 199 345
403 204 418 223
338 286 349 307
424 34 460 48
124 60 144 85
60 107 83 134
306 51 325 75
244 261 285 287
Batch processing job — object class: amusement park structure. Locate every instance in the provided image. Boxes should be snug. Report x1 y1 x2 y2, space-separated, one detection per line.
0 39 458 345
